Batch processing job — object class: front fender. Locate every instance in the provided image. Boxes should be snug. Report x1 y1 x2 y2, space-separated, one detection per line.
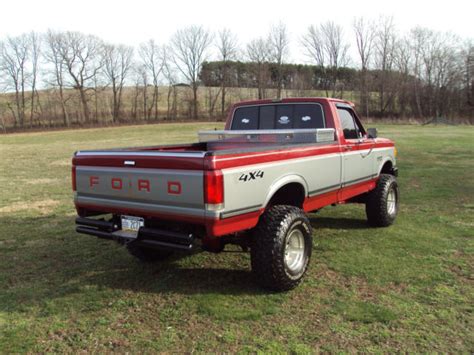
377 155 396 176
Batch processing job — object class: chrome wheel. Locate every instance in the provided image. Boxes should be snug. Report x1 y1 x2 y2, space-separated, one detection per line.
284 229 306 274
387 188 397 216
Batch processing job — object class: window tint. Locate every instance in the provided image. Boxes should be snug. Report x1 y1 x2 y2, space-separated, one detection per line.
294 104 325 129
275 105 293 129
259 105 275 129
231 104 326 130
338 108 358 139
232 106 258 129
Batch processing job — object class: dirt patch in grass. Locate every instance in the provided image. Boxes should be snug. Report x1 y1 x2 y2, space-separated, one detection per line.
0 199 60 215
24 178 60 185
49 159 70 167
318 265 407 300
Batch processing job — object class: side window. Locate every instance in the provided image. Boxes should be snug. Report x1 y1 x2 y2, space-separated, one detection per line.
294 104 325 129
353 116 365 137
338 108 359 140
275 105 293 129
232 107 258 130
259 105 275 129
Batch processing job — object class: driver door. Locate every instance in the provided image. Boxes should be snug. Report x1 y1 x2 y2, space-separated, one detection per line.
337 106 376 195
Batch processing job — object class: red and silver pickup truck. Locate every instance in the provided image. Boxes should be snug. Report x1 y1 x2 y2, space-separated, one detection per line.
73 98 399 290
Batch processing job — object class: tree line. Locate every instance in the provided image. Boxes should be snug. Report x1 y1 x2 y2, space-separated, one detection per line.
0 17 473 131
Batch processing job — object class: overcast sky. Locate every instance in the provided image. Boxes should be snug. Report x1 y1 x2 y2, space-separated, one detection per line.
0 0 472 63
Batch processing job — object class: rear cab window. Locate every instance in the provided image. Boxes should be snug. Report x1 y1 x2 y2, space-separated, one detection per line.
259 105 275 129
294 105 325 129
232 106 259 130
231 103 325 130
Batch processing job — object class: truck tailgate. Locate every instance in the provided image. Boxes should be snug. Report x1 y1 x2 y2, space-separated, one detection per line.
73 151 207 220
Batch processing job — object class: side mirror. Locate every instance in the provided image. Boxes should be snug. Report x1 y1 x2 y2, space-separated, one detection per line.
367 128 378 139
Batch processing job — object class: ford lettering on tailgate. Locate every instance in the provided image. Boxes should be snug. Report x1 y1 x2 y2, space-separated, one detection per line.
88 176 181 195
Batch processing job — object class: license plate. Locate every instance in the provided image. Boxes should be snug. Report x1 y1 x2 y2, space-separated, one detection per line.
121 215 144 236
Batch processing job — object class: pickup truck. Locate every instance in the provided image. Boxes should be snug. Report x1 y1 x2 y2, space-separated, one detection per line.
73 98 399 291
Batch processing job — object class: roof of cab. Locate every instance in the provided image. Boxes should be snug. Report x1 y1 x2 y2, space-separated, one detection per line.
231 97 355 108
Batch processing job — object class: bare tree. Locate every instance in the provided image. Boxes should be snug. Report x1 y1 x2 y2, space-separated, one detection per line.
171 25 212 119
301 25 326 67
0 34 29 127
44 30 70 126
394 36 412 117
129 64 145 120
246 38 271 99
353 17 375 70
353 17 375 116
464 41 474 115
409 27 429 117
57 31 104 123
268 22 290 98
374 16 396 114
421 31 461 117
162 51 179 120
216 28 238 115
137 64 148 120
29 32 41 127
158 45 181 120
322 22 349 69
321 21 349 97
139 39 165 120
302 22 349 97
103 43 133 122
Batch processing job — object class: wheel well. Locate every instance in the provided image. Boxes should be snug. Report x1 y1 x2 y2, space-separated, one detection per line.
268 183 305 209
381 161 394 175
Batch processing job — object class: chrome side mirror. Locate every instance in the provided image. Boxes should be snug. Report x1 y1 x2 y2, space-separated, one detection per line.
367 128 378 139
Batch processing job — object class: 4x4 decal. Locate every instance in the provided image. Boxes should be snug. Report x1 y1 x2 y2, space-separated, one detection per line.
239 170 264 182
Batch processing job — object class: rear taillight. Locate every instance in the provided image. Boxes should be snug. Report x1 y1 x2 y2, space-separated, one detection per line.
72 166 77 191
204 170 224 207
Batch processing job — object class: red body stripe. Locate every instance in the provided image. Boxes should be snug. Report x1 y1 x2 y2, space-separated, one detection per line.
211 140 393 170
74 155 204 170
338 178 377 201
206 209 263 237
303 189 339 212
207 144 341 170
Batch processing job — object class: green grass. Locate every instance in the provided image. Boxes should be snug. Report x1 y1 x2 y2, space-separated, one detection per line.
0 123 473 352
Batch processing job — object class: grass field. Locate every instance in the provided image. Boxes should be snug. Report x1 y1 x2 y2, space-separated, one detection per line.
0 123 473 352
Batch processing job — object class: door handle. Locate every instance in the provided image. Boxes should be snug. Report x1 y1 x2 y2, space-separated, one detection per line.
344 146 353 151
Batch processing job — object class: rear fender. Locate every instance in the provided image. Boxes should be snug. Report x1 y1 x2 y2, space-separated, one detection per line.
263 174 308 208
